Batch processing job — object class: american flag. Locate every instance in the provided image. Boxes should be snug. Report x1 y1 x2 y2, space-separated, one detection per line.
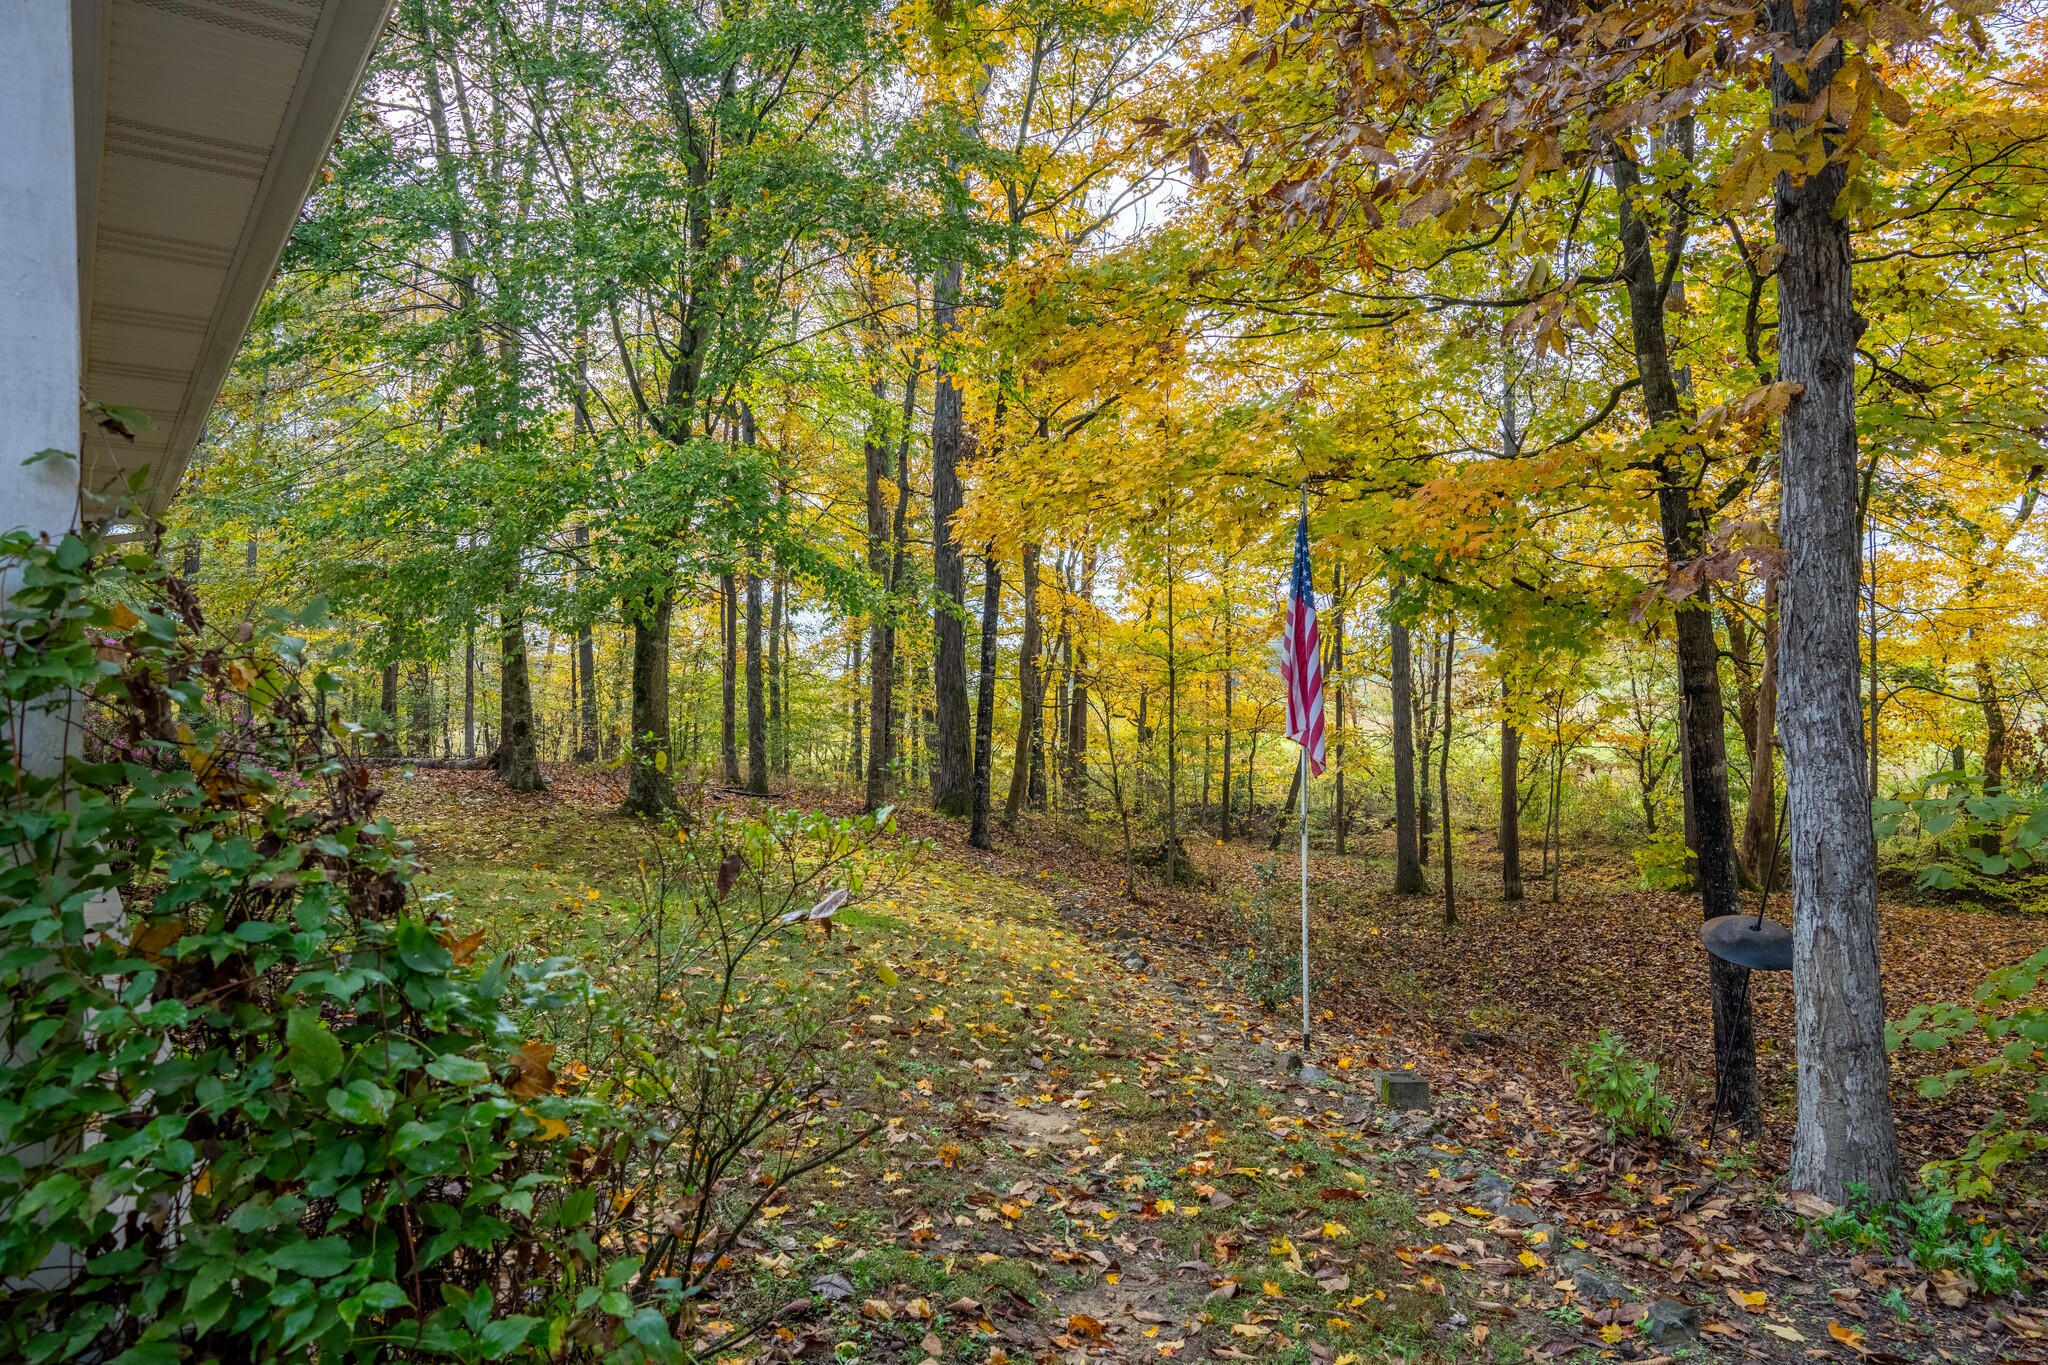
1280 514 1327 776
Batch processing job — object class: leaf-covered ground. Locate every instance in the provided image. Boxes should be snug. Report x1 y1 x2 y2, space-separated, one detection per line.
379 769 2048 1365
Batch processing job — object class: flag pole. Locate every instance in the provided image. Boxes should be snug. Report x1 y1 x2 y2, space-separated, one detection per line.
1299 482 1312 1060
1300 743 1311 1057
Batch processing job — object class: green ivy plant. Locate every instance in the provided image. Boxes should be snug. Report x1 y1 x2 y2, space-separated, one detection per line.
0 532 892 1362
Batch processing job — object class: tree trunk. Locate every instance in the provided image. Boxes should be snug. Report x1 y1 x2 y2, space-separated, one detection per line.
463 619 476 759
865 376 897 810
930 260 973 817
1416 636 1437 866
1269 757 1303 851
1065 548 1096 795
1391 608 1424 893
1005 543 1044 826
850 635 865 782
575 524 598 762
746 570 769 795
970 551 1001 850
1220 596 1234 841
1501 704 1524 902
1164 545 1179 866
497 591 543 792
1441 627 1457 926
1613 135 1758 1134
1048 609 1069 808
378 658 401 755
1773 0 1903 1199
1974 654 2007 855
769 568 784 772
1331 569 1347 854
721 573 740 784
621 589 673 814
1740 580 1781 880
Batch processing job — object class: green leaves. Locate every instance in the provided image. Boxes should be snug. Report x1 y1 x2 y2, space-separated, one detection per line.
269 1237 355 1279
395 916 453 974
325 1079 396 1124
478 1314 541 1359
427 1052 492 1084
1880 770 2048 899
284 1008 345 1088
0 533 631 1360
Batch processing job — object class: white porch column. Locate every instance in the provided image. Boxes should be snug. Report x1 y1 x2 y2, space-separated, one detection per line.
0 1 82 542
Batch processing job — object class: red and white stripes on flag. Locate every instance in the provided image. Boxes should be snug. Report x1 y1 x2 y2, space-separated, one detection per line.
1280 514 1327 776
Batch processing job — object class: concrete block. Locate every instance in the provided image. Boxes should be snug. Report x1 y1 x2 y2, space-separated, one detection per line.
1377 1071 1431 1110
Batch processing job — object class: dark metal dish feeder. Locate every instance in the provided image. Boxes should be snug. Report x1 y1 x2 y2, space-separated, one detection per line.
1701 913 1793 972
1703 781 1794 973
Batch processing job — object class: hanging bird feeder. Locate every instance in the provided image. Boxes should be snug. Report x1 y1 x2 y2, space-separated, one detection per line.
1702 789 1792 972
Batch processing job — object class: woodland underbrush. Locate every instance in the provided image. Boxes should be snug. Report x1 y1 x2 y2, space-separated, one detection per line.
0 536 917 1363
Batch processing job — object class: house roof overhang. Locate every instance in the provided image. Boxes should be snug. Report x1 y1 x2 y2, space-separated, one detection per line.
72 0 391 526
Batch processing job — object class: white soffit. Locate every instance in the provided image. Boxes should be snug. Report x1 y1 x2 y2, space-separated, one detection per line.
75 0 391 524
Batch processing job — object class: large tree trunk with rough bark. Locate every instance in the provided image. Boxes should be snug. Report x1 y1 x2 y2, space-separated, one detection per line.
930 260 973 817
1773 0 1904 1200
1391 606 1424 893
621 589 673 815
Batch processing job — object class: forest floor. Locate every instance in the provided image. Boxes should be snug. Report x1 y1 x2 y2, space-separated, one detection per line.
379 766 2048 1365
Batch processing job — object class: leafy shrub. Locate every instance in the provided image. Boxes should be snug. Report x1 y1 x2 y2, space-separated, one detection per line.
1224 862 1329 1016
1808 1185 2030 1296
1631 832 1692 891
1564 1030 1676 1141
1875 770 2048 908
0 533 902 1362
1889 945 2048 1198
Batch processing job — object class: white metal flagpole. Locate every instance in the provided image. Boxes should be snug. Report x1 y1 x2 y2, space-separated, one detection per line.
1300 742 1311 1056
1297 481 1313 1062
